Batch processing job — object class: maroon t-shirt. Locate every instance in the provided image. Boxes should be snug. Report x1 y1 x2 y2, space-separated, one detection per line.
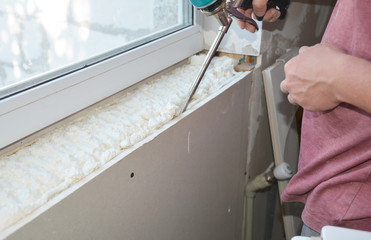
282 0 371 232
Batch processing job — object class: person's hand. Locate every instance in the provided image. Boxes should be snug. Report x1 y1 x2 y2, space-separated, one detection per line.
236 0 281 33
280 44 347 112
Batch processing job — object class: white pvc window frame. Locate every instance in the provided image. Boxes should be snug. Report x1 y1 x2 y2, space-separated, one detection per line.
0 10 204 150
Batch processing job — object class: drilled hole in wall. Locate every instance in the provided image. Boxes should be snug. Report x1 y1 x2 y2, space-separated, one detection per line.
130 172 135 178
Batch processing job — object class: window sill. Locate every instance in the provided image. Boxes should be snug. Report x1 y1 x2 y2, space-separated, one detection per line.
0 25 203 150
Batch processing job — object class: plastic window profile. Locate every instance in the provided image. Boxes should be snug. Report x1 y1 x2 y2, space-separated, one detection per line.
0 11 204 151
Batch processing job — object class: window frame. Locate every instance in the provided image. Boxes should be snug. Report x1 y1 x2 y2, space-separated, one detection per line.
0 9 204 150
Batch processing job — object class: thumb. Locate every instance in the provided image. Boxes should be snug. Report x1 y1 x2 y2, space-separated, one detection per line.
253 0 268 17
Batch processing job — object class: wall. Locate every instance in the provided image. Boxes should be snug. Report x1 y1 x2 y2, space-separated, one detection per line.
196 0 336 239
260 0 337 69
247 1 336 239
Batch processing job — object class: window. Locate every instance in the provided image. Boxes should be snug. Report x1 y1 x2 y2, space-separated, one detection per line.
0 0 204 149
1 0 193 98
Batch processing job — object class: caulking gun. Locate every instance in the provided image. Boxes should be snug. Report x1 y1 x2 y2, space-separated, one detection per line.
181 0 289 113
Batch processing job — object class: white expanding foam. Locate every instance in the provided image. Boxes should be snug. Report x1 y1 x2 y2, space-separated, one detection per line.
0 54 245 232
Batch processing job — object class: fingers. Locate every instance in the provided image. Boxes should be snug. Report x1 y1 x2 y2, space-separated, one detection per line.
263 8 281 22
281 80 298 106
299 46 310 54
236 8 257 33
237 0 282 33
287 94 298 106
246 24 257 33
280 80 289 93
237 22 256 33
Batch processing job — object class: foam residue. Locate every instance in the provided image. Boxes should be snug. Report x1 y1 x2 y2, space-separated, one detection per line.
0 54 241 232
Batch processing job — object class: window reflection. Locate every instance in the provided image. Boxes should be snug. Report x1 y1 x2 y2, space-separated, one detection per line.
0 0 192 98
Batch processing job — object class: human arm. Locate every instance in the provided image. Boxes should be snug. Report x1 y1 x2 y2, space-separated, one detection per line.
280 44 371 114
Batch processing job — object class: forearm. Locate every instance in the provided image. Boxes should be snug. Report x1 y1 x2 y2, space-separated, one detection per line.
336 54 371 114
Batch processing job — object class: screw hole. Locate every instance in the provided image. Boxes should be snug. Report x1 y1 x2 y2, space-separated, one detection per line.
130 172 134 178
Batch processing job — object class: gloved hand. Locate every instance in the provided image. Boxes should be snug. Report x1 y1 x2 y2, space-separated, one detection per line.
236 0 290 33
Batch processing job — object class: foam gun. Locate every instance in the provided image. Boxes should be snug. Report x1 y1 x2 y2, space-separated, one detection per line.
181 0 289 113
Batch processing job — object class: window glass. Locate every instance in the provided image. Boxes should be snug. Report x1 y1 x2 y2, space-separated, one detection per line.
0 0 192 99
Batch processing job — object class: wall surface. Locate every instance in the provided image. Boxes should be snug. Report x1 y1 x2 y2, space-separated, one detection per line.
260 0 336 69
243 1 336 239
5 73 252 240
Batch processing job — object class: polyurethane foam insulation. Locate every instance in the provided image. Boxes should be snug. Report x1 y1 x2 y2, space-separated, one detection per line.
0 54 244 232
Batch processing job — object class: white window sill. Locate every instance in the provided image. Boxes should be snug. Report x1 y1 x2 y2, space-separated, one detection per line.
0 25 203 150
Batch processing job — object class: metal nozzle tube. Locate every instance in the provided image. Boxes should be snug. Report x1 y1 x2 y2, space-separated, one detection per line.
181 19 232 113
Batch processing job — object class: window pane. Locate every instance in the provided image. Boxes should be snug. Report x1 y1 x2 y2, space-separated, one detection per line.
0 0 192 98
